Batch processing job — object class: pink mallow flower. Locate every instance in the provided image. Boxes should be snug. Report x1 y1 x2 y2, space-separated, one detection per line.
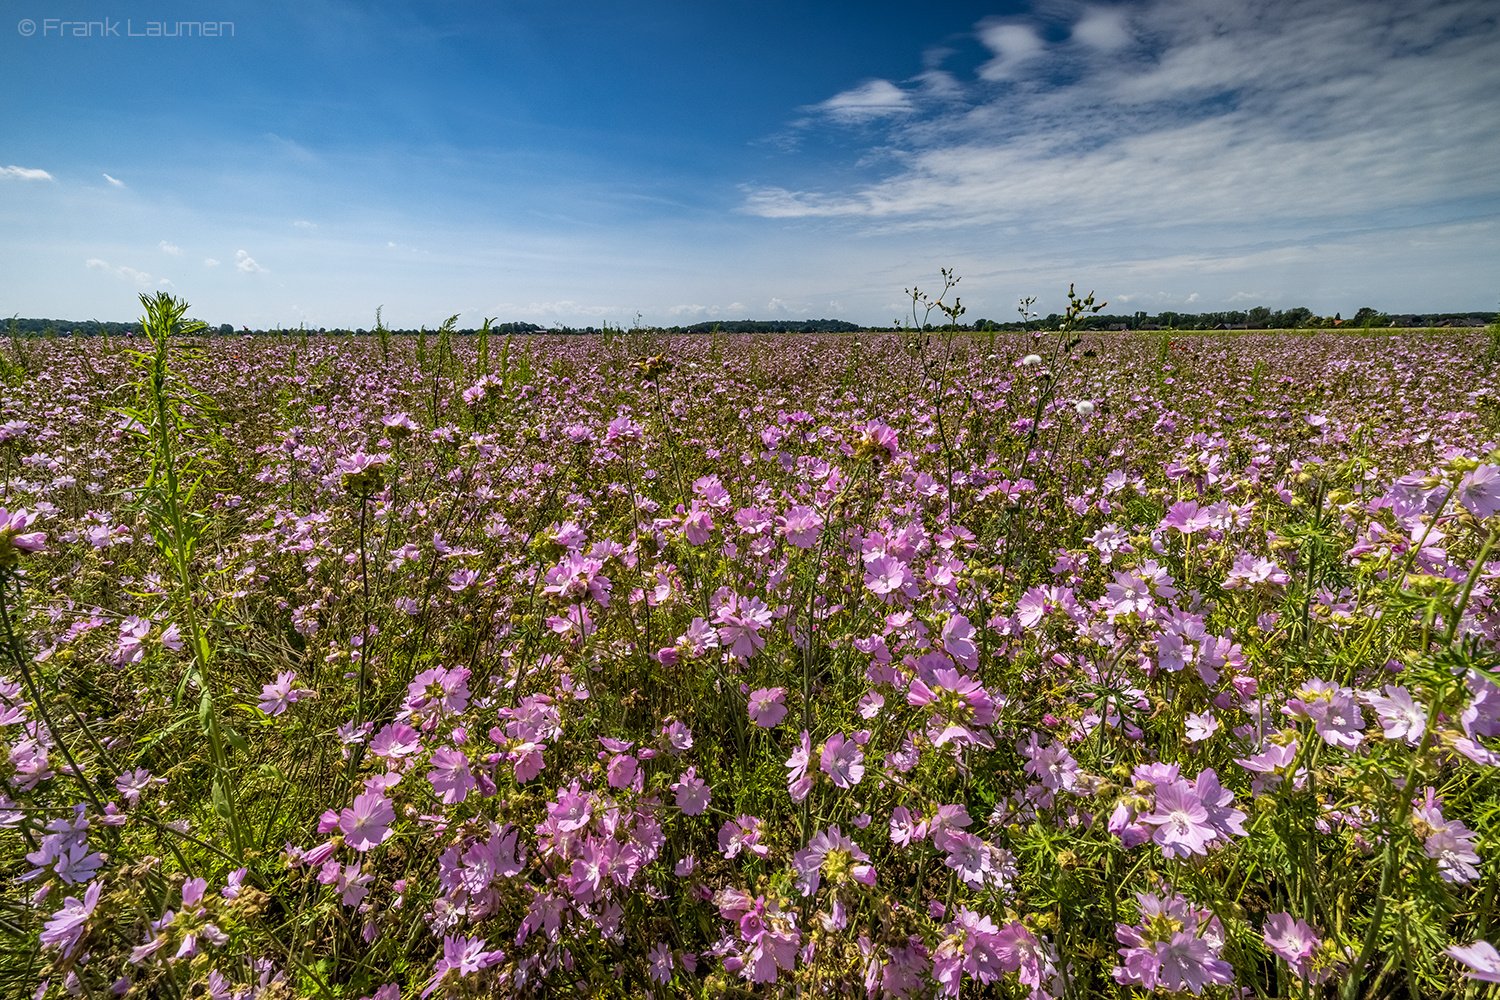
1142 780 1216 859
1447 941 1500 983
1457 464 1500 519
0 506 47 566
671 767 711 815
747 687 787 728
792 826 875 896
339 792 395 851
257 671 317 716
1263 912 1321 979
718 815 769 860
427 747 476 805
777 505 822 549
39 880 100 958
819 732 865 789
785 731 812 803
421 935 506 998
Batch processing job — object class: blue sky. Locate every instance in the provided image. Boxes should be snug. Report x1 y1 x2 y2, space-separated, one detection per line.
3 0 1498 328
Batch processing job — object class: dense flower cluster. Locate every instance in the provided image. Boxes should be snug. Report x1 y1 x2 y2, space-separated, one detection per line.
0 324 1497 997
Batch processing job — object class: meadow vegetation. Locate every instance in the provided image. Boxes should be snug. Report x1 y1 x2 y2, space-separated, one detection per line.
1 289 1499 998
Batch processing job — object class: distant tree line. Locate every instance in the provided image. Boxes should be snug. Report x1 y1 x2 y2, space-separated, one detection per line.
5 308 1495 337
966 306 1497 332
679 319 865 334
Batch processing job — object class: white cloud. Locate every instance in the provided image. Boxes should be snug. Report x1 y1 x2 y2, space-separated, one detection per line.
976 21 1045 80
102 173 125 188
235 249 267 273
816 79 914 121
294 220 317 228
159 240 181 256
0 165 53 181
1072 6 1134 51
158 278 174 287
85 258 152 285
498 299 616 319
745 0 1500 244
204 257 221 267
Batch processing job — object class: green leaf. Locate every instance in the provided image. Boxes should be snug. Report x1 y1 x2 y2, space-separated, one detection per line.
210 777 234 824
223 727 250 755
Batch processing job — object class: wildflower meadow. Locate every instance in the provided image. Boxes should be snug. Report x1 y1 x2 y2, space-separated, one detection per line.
2 288 1500 999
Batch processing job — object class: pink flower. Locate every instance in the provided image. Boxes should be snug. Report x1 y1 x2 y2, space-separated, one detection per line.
1142 780 1215 859
1184 711 1219 742
421 935 505 998
940 614 978 670
672 767 711 815
115 767 161 807
427 747 476 805
819 732 865 789
747 687 787 728
1161 499 1213 534
1457 464 1500 518
889 806 922 847
682 503 714 545
863 554 910 598
715 595 773 659
649 942 676 984
785 731 813 803
258 671 317 716
1447 941 1500 983
370 722 422 759
792 826 875 895
1263 912 1319 971
508 742 546 783
39 880 100 958
339 792 395 851
606 753 638 789
777 505 822 548
0 506 47 565
1285 680 1364 748
718 815 768 860
855 420 899 460
1360 685 1427 745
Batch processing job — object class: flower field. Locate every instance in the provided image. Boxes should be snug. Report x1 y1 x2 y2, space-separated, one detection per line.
2 294 1500 998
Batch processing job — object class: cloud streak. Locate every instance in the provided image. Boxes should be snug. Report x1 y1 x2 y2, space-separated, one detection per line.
1 165 53 181
235 249 267 273
815 79 914 122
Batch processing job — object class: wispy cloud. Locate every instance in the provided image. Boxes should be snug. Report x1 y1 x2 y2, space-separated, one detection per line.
235 249 267 273
86 258 152 285
204 257 221 267
975 21 1045 81
746 0 1500 239
815 79 914 122
1071 6 1134 52
102 173 126 188
293 220 317 229
1 165 53 181
159 240 181 256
